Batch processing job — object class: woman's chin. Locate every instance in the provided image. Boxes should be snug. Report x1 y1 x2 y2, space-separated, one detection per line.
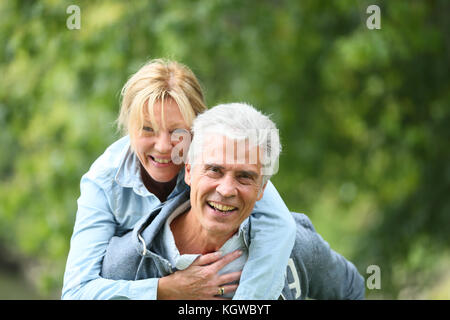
146 167 181 183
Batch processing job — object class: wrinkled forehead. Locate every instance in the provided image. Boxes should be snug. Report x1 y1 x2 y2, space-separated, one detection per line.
193 133 262 168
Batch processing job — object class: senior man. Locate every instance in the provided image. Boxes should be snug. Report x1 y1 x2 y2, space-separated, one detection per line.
101 103 365 300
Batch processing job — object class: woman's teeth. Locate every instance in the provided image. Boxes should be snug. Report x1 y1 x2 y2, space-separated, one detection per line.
207 201 237 212
152 157 171 164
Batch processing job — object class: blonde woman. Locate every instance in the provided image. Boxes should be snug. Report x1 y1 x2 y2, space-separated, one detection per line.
62 59 296 299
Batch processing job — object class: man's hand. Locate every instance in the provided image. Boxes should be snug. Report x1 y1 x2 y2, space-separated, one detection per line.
157 250 242 300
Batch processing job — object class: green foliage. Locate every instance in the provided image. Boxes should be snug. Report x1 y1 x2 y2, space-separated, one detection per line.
0 0 448 298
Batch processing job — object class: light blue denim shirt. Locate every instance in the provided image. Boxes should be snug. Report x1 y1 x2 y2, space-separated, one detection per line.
61 135 296 300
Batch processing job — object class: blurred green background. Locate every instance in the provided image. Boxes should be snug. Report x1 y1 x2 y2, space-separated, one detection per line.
0 0 449 299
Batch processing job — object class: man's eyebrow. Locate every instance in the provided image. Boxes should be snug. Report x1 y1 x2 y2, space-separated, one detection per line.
204 163 225 170
203 163 259 177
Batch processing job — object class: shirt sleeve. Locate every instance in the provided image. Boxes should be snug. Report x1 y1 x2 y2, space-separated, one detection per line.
61 175 158 300
233 180 296 300
308 231 365 300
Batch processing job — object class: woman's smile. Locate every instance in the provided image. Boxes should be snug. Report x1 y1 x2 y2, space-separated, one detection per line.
148 155 173 166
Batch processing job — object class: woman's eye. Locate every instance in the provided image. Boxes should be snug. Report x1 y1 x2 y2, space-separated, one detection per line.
143 126 154 132
170 128 190 137
172 128 189 135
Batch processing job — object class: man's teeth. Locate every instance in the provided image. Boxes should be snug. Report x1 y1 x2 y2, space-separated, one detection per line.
207 201 237 212
153 157 171 164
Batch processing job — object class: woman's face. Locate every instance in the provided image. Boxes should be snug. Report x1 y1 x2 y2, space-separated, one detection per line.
132 98 191 182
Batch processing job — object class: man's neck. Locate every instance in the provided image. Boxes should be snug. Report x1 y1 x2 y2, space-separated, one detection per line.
170 209 235 255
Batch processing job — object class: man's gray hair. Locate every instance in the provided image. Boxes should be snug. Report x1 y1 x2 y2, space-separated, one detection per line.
187 102 281 186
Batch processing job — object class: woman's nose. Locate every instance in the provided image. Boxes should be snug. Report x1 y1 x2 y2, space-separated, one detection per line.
154 131 172 154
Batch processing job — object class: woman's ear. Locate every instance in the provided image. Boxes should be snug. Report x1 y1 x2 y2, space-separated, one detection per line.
184 164 191 186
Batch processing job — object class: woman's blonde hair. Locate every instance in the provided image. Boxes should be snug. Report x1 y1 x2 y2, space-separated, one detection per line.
117 58 207 138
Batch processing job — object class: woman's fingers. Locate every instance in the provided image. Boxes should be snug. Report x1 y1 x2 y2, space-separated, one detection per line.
193 249 242 269
212 284 240 297
192 251 222 266
189 249 243 299
210 250 243 273
218 271 242 286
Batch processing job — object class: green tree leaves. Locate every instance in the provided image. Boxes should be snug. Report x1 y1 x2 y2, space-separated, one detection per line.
0 0 448 298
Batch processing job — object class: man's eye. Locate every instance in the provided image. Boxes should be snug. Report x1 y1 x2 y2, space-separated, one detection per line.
237 174 256 185
206 167 222 176
238 174 252 182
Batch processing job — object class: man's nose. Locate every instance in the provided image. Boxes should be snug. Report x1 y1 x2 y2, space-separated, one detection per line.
216 174 237 198
154 131 172 154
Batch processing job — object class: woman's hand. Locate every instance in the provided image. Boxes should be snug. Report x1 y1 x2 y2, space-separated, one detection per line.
157 250 242 300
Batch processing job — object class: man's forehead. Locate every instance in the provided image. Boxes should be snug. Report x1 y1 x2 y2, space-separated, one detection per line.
200 134 262 166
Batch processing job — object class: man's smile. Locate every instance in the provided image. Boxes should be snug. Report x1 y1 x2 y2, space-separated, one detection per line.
206 200 238 214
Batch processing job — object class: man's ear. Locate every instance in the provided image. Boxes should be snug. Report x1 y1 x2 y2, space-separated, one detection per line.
256 181 268 201
184 163 191 186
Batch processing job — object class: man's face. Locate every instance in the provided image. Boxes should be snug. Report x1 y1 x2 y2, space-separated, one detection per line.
185 134 267 239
